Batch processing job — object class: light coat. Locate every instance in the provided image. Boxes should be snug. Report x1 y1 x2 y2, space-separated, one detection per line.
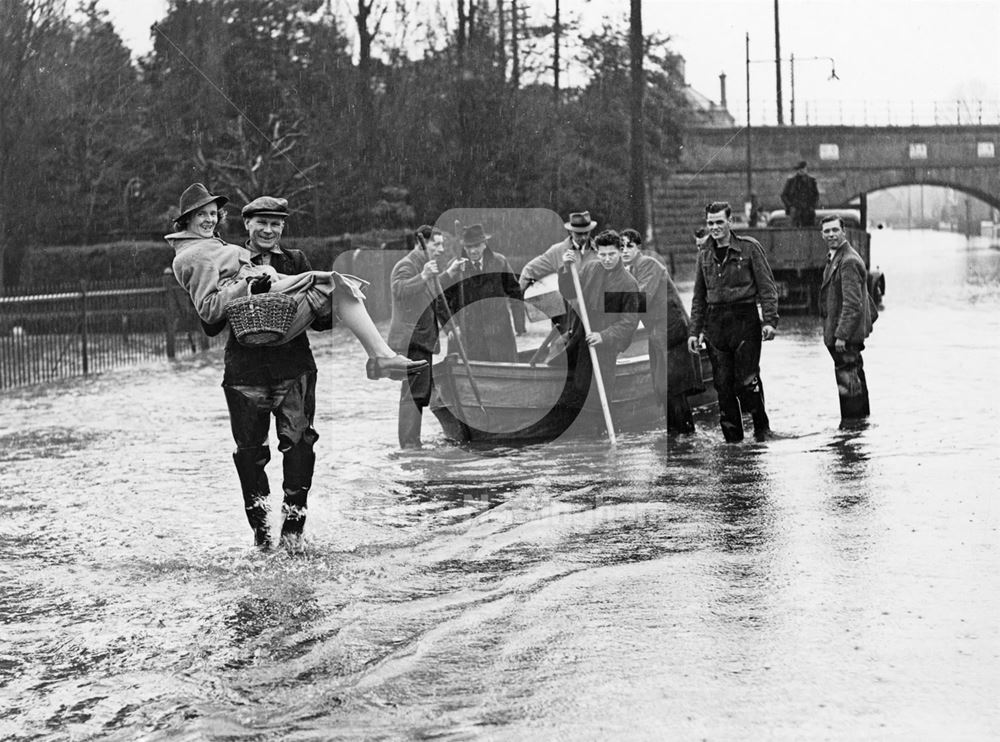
388 247 451 355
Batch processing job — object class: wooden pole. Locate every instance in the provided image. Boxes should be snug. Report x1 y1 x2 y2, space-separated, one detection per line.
416 230 488 418
568 260 616 444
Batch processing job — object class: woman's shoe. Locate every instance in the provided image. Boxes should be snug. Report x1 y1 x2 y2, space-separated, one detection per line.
366 354 428 381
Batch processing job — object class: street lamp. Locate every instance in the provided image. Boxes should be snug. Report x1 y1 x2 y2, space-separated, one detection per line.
789 53 838 125
744 33 785 199
744 35 839 200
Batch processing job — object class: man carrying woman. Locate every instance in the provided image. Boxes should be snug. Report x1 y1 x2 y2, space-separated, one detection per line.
167 183 423 550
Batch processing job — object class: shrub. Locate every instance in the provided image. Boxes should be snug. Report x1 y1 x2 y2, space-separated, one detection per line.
17 230 410 289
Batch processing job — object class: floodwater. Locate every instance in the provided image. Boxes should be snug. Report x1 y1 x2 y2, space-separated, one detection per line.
2 230 999 740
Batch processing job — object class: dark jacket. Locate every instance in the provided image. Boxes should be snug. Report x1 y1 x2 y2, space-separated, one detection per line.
447 247 522 363
819 242 873 346
627 254 703 398
689 232 779 335
203 248 333 386
557 259 640 399
781 172 819 225
388 247 450 355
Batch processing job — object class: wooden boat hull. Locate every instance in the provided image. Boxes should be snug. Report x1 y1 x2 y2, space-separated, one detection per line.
429 335 715 444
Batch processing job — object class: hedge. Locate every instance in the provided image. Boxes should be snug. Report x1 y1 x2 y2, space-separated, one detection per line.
18 230 410 289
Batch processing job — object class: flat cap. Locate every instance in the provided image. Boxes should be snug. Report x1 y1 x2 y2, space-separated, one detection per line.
242 196 289 219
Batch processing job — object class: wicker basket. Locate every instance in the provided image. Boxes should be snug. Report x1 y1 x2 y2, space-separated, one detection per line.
225 293 298 346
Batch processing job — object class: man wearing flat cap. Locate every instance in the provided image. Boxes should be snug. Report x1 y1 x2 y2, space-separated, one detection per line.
518 210 600 334
202 194 333 551
781 161 819 227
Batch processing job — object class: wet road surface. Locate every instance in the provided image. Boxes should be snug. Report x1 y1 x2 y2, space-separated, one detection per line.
1 230 999 739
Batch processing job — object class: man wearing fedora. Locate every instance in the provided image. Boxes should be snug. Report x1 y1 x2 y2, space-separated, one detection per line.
519 210 600 334
201 194 334 551
781 161 820 227
445 223 522 363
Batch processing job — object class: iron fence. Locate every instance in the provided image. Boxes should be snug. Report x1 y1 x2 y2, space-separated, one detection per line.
744 99 1000 127
0 275 225 390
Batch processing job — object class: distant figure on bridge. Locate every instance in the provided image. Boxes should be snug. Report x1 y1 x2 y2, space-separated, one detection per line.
819 215 875 421
781 161 820 227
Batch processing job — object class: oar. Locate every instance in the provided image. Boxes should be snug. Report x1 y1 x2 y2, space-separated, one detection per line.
529 325 562 366
568 259 617 445
416 231 488 419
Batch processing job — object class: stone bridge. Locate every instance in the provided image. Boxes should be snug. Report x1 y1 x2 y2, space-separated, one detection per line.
654 124 1000 251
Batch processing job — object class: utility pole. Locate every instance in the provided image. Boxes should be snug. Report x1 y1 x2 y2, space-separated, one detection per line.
774 0 783 124
553 0 562 206
629 0 646 233
745 32 753 199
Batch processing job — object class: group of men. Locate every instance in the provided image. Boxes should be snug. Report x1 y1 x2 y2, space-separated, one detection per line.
190 190 873 551
387 201 875 449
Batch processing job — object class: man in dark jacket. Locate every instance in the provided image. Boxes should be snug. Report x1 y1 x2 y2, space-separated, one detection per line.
558 230 640 407
388 225 460 448
447 223 522 363
819 215 874 420
688 201 779 442
202 196 331 551
781 161 820 227
621 232 703 433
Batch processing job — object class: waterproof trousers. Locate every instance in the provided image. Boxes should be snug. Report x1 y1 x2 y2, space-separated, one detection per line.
704 303 770 442
826 343 870 419
223 371 318 546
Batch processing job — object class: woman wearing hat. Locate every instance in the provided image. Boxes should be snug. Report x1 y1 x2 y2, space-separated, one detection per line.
167 183 423 380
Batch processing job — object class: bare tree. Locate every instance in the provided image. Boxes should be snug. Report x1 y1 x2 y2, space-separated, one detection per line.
510 0 521 88
354 0 388 158
196 116 321 210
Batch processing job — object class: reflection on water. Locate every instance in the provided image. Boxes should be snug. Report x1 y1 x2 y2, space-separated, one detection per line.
2 231 1000 738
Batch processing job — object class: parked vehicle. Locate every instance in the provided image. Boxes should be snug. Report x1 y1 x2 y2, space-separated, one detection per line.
741 208 885 313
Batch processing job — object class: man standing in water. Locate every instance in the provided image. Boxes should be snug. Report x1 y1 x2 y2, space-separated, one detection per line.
819 215 874 420
202 195 331 551
621 230 702 434
388 225 461 449
688 201 778 443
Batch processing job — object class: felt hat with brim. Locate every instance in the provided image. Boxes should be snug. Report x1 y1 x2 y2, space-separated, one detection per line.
795 160 808 170
564 211 597 233
461 223 491 246
242 196 290 219
175 183 228 225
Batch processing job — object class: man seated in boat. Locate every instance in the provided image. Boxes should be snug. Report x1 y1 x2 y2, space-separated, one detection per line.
556 229 640 405
519 210 600 334
444 223 523 363
621 231 703 434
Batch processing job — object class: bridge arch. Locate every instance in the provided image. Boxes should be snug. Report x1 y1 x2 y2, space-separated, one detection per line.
655 124 1000 248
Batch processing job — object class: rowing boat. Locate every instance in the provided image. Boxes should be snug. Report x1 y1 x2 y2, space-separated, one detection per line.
429 330 715 444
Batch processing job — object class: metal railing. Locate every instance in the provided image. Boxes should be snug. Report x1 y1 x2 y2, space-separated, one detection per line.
0 276 224 390
742 99 1000 127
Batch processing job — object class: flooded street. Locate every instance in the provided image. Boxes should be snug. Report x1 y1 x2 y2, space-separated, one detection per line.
2 230 999 740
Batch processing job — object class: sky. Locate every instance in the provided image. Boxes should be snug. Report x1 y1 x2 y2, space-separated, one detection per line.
98 0 1000 125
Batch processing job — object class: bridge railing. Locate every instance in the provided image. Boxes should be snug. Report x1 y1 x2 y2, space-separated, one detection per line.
743 99 1000 127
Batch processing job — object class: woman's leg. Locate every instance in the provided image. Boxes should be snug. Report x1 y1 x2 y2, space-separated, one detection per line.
334 294 395 358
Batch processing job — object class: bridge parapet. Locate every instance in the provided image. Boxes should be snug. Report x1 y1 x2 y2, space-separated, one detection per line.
653 124 1000 252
